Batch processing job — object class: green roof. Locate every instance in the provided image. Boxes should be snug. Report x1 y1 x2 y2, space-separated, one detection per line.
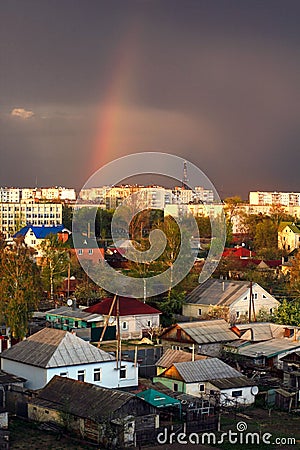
136 389 180 408
278 222 300 233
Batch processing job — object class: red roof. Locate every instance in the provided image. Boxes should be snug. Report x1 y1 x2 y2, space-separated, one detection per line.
84 297 161 316
222 247 256 258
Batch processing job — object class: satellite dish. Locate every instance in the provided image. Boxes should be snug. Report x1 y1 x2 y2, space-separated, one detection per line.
251 386 259 395
67 298 73 307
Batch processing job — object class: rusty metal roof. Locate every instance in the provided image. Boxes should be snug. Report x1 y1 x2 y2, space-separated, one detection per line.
156 348 208 368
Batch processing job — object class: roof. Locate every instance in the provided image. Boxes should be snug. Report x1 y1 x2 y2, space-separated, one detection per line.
172 358 241 383
278 222 300 234
237 338 300 358
84 297 161 316
235 323 293 342
156 349 208 368
185 279 251 307
1 328 114 368
209 376 255 390
164 319 239 344
136 388 180 408
30 376 134 420
14 224 69 239
0 370 26 384
46 306 102 322
222 247 256 258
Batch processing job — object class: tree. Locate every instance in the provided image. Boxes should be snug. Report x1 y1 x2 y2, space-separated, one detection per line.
0 241 41 339
253 219 279 259
273 298 300 326
40 234 70 299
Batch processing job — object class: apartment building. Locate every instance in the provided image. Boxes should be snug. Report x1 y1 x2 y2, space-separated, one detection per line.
0 199 63 238
0 186 76 202
249 191 300 207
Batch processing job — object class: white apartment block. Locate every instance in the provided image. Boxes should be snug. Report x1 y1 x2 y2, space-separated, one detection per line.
78 185 214 209
0 187 76 202
249 191 300 207
0 200 63 238
0 188 21 203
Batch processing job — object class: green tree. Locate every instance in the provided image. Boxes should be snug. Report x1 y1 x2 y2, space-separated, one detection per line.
0 241 41 339
273 298 300 326
40 234 70 299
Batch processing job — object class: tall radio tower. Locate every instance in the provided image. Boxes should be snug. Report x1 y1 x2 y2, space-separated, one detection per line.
182 160 190 189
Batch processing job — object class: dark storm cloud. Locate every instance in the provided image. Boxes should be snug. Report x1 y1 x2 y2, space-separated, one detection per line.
1 0 300 197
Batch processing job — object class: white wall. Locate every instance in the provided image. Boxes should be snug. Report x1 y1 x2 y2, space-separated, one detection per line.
1 358 138 390
1 359 47 390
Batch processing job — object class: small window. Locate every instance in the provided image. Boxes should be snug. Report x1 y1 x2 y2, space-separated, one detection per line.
236 311 240 318
173 383 179 392
262 294 267 299
88 249 93 255
122 321 128 330
94 368 101 382
78 249 83 255
45 410 49 414
120 367 127 379
199 383 205 392
270 308 273 314
60 372 68 377
198 308 202 316
252 293 258 300
77 370 85 382
147 320 152 327
232 390 242 397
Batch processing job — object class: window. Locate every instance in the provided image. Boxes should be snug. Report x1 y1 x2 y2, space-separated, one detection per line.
122 321 128 330
269 308 273 314
173 383 179 392
94 368 102 382
262 294 267 299
232 390 242 397
88 249 93 255
199 383 205 392
236 311 240 318
60 372 68 377
77 370 85 382
252 293 258 300
147 320 152 327
198 308 202 316
78 249 83 255
120 366 127 379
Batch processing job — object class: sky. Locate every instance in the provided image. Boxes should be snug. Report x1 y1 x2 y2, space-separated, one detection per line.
1 0 300 199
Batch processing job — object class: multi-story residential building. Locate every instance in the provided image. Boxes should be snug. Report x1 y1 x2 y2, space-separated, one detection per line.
0 186 76 202
0 188 21 203
249 191 300 207
0 199 63 238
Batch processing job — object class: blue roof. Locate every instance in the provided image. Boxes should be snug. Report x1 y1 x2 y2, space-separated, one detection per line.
14 224 68 239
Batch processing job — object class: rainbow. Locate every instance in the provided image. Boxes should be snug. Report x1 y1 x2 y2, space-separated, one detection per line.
89 20 141 175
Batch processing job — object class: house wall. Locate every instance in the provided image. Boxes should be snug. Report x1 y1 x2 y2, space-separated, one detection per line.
1 359 47 390
160 339 223 357
47 360 138 389
183 284 279 320
1 359 138 390
278 226 300 252
206 382 256 405
106 313 160 340
152 376 185 393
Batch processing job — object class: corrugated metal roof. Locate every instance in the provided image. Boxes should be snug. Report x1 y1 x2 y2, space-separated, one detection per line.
185 279 250 306
1 328 114 368
174 358 241 383
136 388 180 407
238 339 300 358
30 375 134 419
156 349 208 368
210 376 255 390
179 319 239 344
46 306 101 322
14 224 69 239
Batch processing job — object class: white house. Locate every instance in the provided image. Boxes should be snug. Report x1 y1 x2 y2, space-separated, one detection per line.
0 328 138 390
183 279 280 321
84 297 161 340
153 358 258 405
